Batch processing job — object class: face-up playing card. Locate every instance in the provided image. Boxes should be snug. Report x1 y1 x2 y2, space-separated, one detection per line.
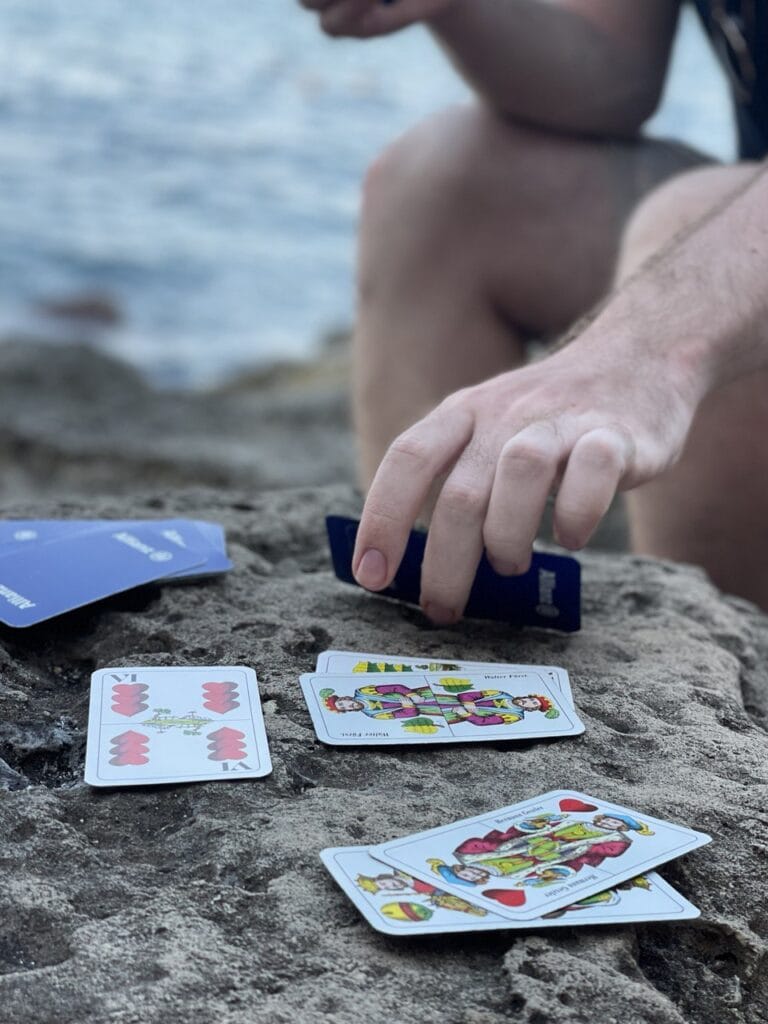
321 847 700 936
315 649 574 706
0 519 232 582
326 515 581 632
85 665 271 786
300 670 584 745
371 790 711 921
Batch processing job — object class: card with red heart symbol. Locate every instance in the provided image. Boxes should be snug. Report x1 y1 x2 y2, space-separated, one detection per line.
84 665 272 786
370 790 711 921
320 846 700 936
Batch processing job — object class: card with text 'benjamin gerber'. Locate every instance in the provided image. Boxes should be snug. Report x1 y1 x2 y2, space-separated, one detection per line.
372 790 711 922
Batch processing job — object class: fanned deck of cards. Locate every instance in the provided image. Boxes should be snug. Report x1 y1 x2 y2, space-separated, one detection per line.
326 515 581 632
301 649 583 746
0 518 232 627
322 790 710 935
85 665 271 786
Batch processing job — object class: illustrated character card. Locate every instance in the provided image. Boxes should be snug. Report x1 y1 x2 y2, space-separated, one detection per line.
300 669 584 746
321 847 700 936
315 649 574 705
372 790 711 921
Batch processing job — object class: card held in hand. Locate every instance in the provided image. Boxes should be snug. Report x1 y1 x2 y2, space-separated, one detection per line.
85 665 272 786
326 515 581 632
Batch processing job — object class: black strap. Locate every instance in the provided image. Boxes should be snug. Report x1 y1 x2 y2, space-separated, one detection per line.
691 0 768 157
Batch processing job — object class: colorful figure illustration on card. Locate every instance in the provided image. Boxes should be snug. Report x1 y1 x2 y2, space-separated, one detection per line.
320 681 560 733
356 868 488 918
352 661 462 674
427 811 655 892
381 902 435 923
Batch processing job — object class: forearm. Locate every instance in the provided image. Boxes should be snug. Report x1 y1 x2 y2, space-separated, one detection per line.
580 163 768 399
428 0 673 135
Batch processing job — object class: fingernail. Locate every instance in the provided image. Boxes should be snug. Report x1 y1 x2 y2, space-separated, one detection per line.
423 602 459 626
355 548 388 590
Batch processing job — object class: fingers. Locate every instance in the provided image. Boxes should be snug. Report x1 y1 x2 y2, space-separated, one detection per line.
419 442 498 624
357 406 631 627
301 0 421 38
340 2 428 37
353 402 474 592
553 428 628 549
318 0 377 35
483 423 562 575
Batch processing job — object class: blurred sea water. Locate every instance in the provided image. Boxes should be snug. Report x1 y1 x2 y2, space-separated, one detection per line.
0 1 735 388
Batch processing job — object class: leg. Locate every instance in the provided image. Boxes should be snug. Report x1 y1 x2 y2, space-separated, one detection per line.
617 164 768 610
354 102 707 486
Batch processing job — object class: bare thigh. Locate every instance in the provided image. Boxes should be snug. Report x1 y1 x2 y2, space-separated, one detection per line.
618 163 768 610
355 102 709 484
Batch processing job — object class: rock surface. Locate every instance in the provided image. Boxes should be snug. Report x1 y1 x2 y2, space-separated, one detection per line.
0 338 356 501
1 485 767 1024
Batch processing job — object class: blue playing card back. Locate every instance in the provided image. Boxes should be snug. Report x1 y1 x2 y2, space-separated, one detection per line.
326 515 580 632
0 522 210 627
0 519 232 581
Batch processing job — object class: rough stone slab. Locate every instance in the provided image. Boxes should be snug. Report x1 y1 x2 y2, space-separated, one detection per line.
0 485 767 1024
0 340 355 500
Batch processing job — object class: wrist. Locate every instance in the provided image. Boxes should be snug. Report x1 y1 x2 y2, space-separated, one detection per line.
572 293 717 412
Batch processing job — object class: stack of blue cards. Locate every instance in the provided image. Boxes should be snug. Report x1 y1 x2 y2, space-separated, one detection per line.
326 516 581 633
0 519 232 628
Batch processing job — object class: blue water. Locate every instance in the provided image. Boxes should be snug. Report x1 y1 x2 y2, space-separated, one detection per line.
0 1 734 388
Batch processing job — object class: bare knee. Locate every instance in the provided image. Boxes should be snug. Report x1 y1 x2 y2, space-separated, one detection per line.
358 104 567 294
617 163 761 280
363 103 507 214
360 104 511 263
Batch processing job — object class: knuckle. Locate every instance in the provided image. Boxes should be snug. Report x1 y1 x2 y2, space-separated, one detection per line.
388 430 431 469
578 434 624 473
439 481 486 520
439 387 471 411
500 438 556 475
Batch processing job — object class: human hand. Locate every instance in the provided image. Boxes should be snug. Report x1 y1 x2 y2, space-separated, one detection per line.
298 0 458 39
352 334 702 624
